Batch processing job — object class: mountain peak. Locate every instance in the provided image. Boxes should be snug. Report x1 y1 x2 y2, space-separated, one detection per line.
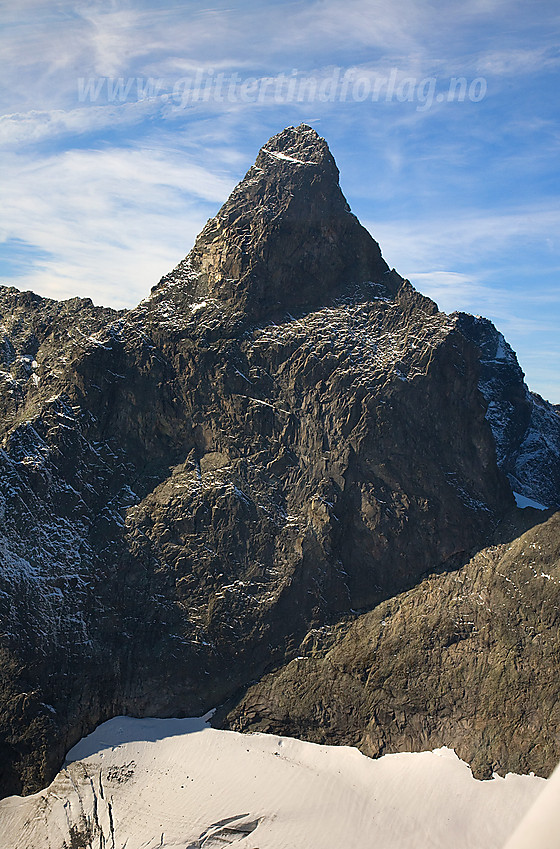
158 125 391 318
255 123 338 171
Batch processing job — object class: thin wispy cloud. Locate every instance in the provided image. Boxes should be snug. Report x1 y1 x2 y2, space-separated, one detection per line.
368 205 560 273
475 45 560 76
0 100 166 146
1 145 237 305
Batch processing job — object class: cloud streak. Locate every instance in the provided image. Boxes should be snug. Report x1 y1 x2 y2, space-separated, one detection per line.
1 144 237 306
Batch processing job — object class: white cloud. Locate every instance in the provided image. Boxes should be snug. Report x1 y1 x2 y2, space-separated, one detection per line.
0 100 165 146
0 145 237 307
75 4 145 77
405 271 490 313
410 271 560 331
2 0 557 137
367 205 560 276
475 46 560 76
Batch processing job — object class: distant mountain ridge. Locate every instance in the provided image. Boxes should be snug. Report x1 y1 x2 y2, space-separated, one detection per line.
0 125 558 800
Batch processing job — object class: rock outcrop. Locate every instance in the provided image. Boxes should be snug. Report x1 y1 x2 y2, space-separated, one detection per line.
227 508 560 779
0 125 557 798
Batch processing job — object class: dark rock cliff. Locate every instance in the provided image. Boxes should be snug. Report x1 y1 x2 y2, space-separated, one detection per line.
0 125 557 798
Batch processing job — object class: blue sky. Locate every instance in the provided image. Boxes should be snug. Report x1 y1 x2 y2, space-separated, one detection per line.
1 1 559 401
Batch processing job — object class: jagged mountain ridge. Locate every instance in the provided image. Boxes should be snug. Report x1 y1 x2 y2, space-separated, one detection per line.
0 125 558 800
457 314 560 509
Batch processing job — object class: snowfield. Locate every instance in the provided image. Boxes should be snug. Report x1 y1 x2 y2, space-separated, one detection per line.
513 491 548 510
0 715 548 849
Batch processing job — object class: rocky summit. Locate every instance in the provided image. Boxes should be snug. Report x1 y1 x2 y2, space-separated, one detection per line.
0 125 559 799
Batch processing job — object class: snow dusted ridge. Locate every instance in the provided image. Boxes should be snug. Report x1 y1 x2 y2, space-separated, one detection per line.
0 716 545 849
456 314 560 509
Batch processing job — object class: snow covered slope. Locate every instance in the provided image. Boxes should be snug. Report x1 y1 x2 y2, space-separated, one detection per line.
0 716 545 849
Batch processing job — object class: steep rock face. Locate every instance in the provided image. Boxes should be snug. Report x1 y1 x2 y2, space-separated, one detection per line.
0 288 122 427
227 509 560 779
0 125 548 799
457 314 560 508
152 125 391 319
